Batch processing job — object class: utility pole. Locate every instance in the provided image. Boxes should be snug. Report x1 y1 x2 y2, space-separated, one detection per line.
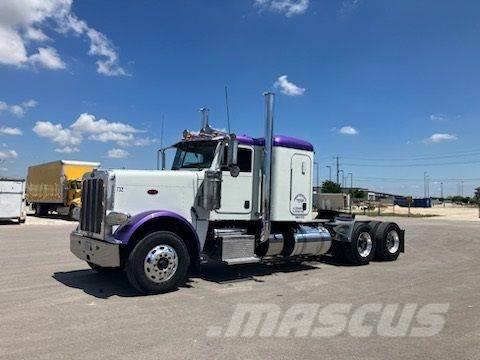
313 162 320 189
339 170 344 191
440 182 444 199
424 171 428 198
326 165 332 181
348 172 353 214
336 156 340 185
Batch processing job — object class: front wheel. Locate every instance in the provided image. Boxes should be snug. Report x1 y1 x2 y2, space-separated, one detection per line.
126 231 190 294
343 223 376 265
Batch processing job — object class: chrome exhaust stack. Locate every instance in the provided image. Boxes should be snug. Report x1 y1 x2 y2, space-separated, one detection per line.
260 92 275 243
199 107 213 133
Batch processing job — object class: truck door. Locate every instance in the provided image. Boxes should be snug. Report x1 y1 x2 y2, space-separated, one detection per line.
215 146 254 215
290 154 311 216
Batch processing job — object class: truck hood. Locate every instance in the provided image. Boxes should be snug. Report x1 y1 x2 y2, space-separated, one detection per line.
108 169 203 221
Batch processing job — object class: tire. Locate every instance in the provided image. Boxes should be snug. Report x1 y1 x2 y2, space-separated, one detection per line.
330 241 347 262
374 222 402 261
68 205 79 221
126 231 190 294
368 221 381 233
35 204 48 216
87 262 122 273
343 223 376 265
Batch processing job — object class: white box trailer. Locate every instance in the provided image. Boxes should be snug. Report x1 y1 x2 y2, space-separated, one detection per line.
0 178 26 223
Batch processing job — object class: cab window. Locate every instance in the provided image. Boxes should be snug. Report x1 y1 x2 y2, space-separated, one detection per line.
222 147 252 173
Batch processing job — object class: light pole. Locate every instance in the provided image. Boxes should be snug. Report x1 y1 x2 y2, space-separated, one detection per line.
326 165 332 181
339 170 344 191
313 161 320 189
348 172 353 214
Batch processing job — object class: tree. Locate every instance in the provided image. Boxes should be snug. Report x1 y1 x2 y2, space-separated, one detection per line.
351 189 366 199
321 180 342 193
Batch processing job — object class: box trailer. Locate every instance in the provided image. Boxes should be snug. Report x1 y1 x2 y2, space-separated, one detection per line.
0 178 26 223
27 160 100 218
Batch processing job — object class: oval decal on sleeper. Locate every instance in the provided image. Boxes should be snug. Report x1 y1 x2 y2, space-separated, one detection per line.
147 189 159 195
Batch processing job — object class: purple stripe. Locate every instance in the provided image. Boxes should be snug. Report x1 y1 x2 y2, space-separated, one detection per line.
237 135 313 151
113 210 199 246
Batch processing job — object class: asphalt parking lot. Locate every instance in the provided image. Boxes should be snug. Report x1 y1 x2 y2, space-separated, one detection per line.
0 216 478 360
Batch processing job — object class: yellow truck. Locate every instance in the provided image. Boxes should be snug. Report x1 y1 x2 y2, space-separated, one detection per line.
27 160 100 219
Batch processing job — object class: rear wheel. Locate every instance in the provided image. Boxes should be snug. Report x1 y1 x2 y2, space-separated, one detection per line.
374 222 402 261
126 231 190 294
343 223 376 265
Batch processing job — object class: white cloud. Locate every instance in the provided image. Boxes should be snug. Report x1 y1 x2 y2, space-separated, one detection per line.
0 99 37 117
71 113 139 134
89 132 134 143
339 126 358 135
33 113 147 151
340 0 361 17
425 133 458 143
117 137 156 147
33 121 82 146
274 75 306 96
29 46 65 69
22 99 38 108
0 127 22 136
0 149 18 160
429 114 448 122
55 146 79 153
0 167 7 172
0 0 125 76
255 0 309 17
107 148 129 159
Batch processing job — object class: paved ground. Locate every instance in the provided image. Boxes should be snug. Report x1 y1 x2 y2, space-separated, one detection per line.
0 216 479 360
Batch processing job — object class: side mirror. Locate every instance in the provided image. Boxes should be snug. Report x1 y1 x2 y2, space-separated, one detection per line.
227 135 239 178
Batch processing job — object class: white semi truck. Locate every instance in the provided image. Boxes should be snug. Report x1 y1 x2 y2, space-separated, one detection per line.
70 93 404 294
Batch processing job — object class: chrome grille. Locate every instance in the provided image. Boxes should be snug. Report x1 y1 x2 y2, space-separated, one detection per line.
79 178 105 235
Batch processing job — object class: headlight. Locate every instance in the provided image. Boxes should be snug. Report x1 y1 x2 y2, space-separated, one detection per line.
106 211 131 226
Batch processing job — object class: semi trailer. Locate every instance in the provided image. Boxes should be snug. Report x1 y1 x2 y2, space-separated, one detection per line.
27 160 100 219
70 93 404 294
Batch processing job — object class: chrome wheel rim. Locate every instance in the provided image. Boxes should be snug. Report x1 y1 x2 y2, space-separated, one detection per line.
357 232 373 258
144 245 178 284
386 230 400 254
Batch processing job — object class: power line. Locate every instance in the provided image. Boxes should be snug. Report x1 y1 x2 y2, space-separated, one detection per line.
342 159 480 167
320 148 480 162
354 177 480 183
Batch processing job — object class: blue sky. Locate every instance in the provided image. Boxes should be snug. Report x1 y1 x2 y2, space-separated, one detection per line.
0 0 479 197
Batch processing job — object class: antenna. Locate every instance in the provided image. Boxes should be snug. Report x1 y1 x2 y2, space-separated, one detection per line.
225 85 231 133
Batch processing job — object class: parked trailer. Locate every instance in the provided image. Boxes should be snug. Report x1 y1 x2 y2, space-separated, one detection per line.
27 160 100 219
70 93 405 294
0 178 26 224
314 193 350 212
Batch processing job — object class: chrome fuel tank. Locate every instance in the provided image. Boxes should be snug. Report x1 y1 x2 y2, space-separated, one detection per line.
289 225 332 256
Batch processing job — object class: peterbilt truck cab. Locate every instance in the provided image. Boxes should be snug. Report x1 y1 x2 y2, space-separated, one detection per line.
70 93 404 294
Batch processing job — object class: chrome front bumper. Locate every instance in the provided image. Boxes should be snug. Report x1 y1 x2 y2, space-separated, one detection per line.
70 231 120 267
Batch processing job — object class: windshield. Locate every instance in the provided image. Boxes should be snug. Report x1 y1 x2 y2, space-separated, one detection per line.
171 140 218 170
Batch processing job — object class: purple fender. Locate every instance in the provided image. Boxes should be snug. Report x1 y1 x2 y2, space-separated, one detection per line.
113 210 200 249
